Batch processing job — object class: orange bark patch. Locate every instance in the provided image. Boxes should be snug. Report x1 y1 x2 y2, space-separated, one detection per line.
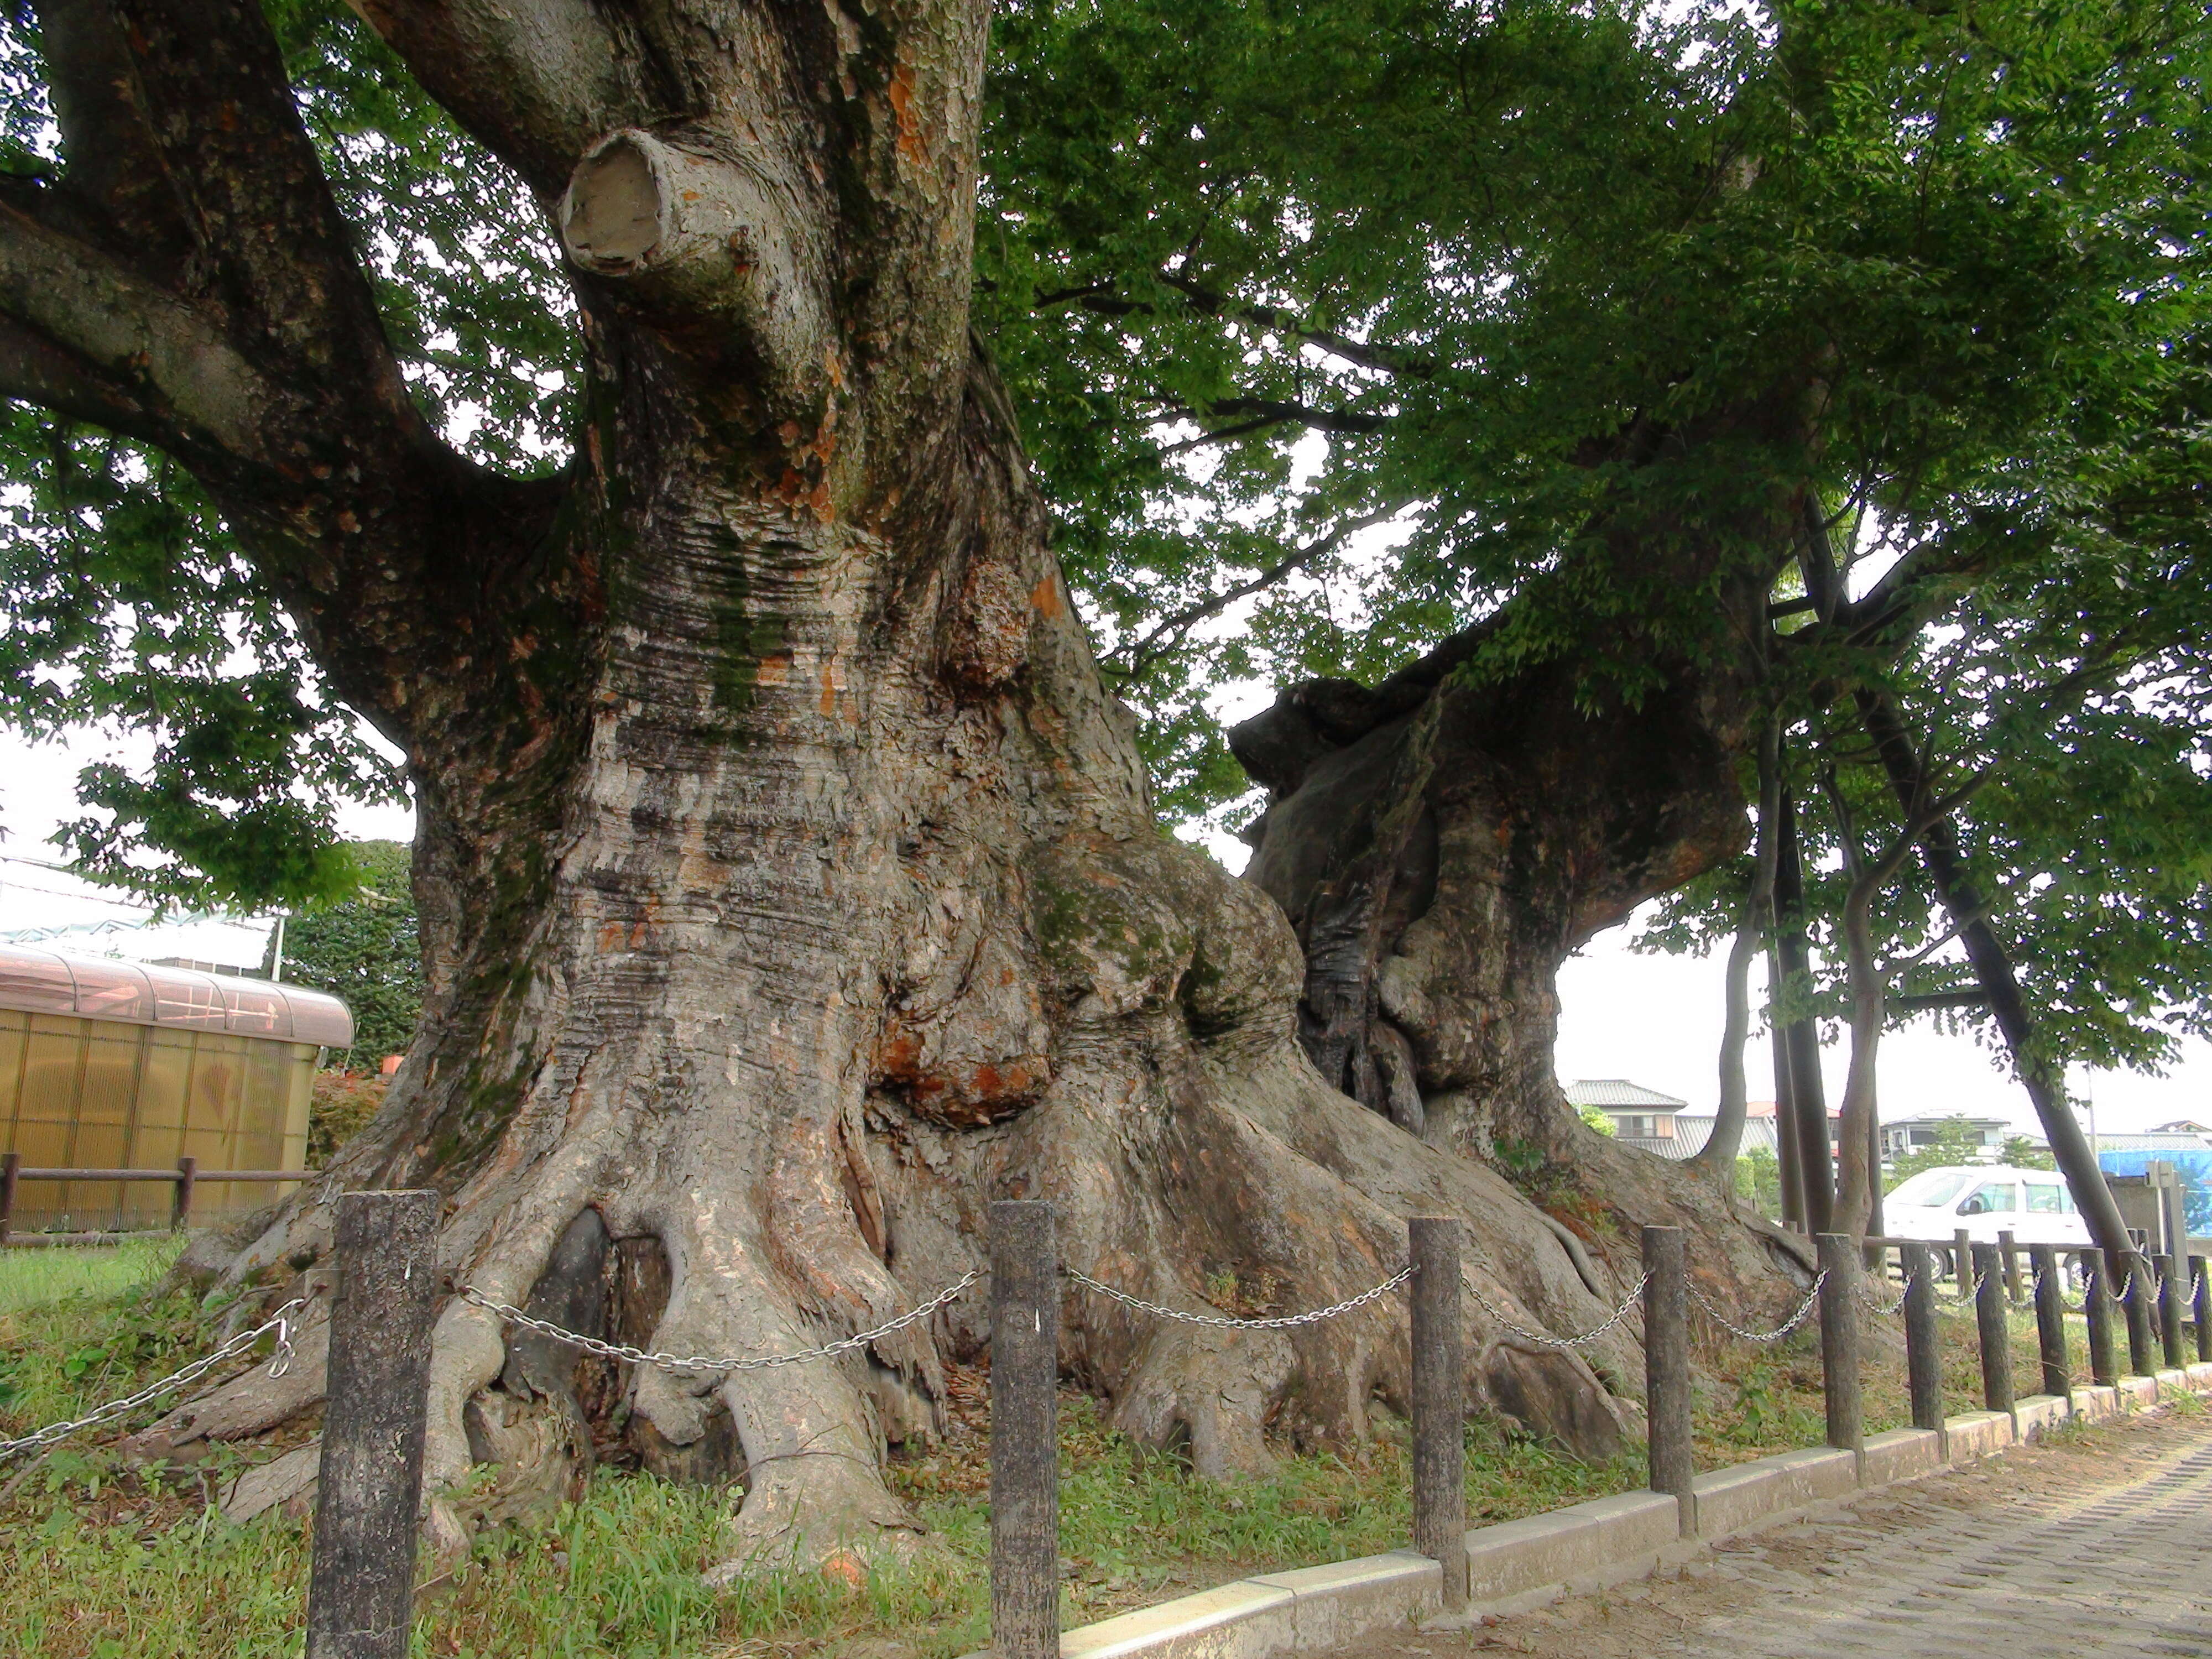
887 64 928 165
1030 575 1064 619
871 1025 1048 1128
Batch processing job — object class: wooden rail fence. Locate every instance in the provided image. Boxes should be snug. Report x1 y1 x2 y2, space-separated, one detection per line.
0 1151 316 1243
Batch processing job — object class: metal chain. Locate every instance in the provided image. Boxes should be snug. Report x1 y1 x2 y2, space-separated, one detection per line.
2030 1261 2094 1316
0 1297 306 1466
1690 1271 1827 1344
458 1271 979 1375
1859 1271 1915 1316
1066 1264 1415 1331
1460 1271 1650 1352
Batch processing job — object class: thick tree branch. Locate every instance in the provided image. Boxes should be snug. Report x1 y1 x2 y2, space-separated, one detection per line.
1152 400 1392 457
1892 990 1989 1011
1053 271 1435 380
34 0 196 272
0 312 159 437
1202 397 1389 436
96 1 409 401
347 0 645 196
0 204 276 465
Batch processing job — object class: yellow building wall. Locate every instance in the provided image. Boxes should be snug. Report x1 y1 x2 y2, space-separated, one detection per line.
0 1010 314 1232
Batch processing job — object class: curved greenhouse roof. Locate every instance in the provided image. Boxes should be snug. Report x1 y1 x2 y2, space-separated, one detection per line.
0 943 352 1047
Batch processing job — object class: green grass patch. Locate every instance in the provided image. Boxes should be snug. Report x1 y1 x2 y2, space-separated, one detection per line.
2 1245 1643 1659
0 1238 184 1316
1691 1287 2122 1463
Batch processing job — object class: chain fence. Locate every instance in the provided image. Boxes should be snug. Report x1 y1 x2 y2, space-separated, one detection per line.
0 1296 306 1467
1859 1271 1914 1317
1065 1264 1414 1330
456 1271 981 1375
1689 1271 1827 1344
1461 1271 1649 1352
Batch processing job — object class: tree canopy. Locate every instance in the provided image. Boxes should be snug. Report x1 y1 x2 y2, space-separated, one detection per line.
3 0 2209 1078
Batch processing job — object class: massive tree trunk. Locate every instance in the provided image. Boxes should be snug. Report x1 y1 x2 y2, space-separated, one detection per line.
1222 455 1821 1313
8 0 1819 1570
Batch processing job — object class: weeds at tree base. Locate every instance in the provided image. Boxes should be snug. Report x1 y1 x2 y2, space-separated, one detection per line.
5 1243 2145 1656
4 1244 1638 1659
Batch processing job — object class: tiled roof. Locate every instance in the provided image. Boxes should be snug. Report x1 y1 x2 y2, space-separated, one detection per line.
1564 1078 1688 1109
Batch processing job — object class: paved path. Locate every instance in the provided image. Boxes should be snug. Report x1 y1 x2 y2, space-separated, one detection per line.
1336 1410 2212 1659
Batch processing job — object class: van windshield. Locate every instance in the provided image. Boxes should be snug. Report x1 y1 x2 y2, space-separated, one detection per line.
1891 1171 1974 1209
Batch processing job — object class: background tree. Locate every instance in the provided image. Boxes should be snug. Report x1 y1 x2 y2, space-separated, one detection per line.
2000 1136 2059 1173
263 838 421 1065
1882 1119 1994 1191
984 0 2212 1255
1735 1147 1783 1219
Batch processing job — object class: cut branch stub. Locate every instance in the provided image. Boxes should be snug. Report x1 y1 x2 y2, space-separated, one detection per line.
559 128 831 415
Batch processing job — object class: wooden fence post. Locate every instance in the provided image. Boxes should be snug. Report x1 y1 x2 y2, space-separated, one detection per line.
2194 1255 2210 1365
1900 1241 1945 1456
1998 1230 2023 1308
306 1190 440 1659
2155 1253 2185 1371
1971 1243 2014 1417
2028 1244 2069 1402
170 1157 198 1233
1410 1217 1468 1606
989 1200 1058 1659
2122 1252 2156 1376
1953 1228 1973 1304
2083 1248 2119 1388
1816 1233 1861 1464
0 1151 17 1244
1642 1225 1694 1537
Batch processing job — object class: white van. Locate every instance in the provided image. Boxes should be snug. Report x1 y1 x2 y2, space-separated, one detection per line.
1884 1164 2093 1250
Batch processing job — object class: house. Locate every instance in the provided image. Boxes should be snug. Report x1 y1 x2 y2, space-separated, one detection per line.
1565 1079 1688 1151
1877 1114 2008 1162
2150 1118 2212 1136
1666 1098 1835 1164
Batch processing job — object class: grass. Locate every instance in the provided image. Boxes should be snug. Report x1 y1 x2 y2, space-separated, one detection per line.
8 1244 2182 1658
0 1237 184 1316
1 1244 1639 1659
1690 1271 2148 1462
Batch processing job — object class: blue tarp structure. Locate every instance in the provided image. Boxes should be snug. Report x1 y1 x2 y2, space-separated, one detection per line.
2097 1149 2212 1235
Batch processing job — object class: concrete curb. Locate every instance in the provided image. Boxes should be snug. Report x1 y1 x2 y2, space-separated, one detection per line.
1689 1447 1855 1542
971 1368 2209 1659
2014 1394 2070 1440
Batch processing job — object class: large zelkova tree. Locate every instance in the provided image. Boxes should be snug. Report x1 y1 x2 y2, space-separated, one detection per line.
0 0 1798 1568
0 0 2205 1569
979 0 2212 1255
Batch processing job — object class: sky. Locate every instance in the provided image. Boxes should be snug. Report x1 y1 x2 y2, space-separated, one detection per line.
4 708 2204 1139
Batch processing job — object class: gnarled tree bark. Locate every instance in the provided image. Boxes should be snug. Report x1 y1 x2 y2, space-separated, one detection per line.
7 0 1821 1573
